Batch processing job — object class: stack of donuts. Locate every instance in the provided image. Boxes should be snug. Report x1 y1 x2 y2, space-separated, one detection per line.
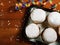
15 0 60 44
25 7 60 45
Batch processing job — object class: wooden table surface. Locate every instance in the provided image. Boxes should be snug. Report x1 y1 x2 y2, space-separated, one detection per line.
0 0 60 45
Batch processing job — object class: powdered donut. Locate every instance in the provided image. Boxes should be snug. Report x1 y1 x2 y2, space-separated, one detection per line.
25 23 40 38
30 8 46 23
42 28 57 43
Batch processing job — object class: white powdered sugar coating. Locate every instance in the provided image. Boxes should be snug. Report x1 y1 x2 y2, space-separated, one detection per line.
48 12 60 27
30 9 46 23
42 28 57 43
25 23 40 38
